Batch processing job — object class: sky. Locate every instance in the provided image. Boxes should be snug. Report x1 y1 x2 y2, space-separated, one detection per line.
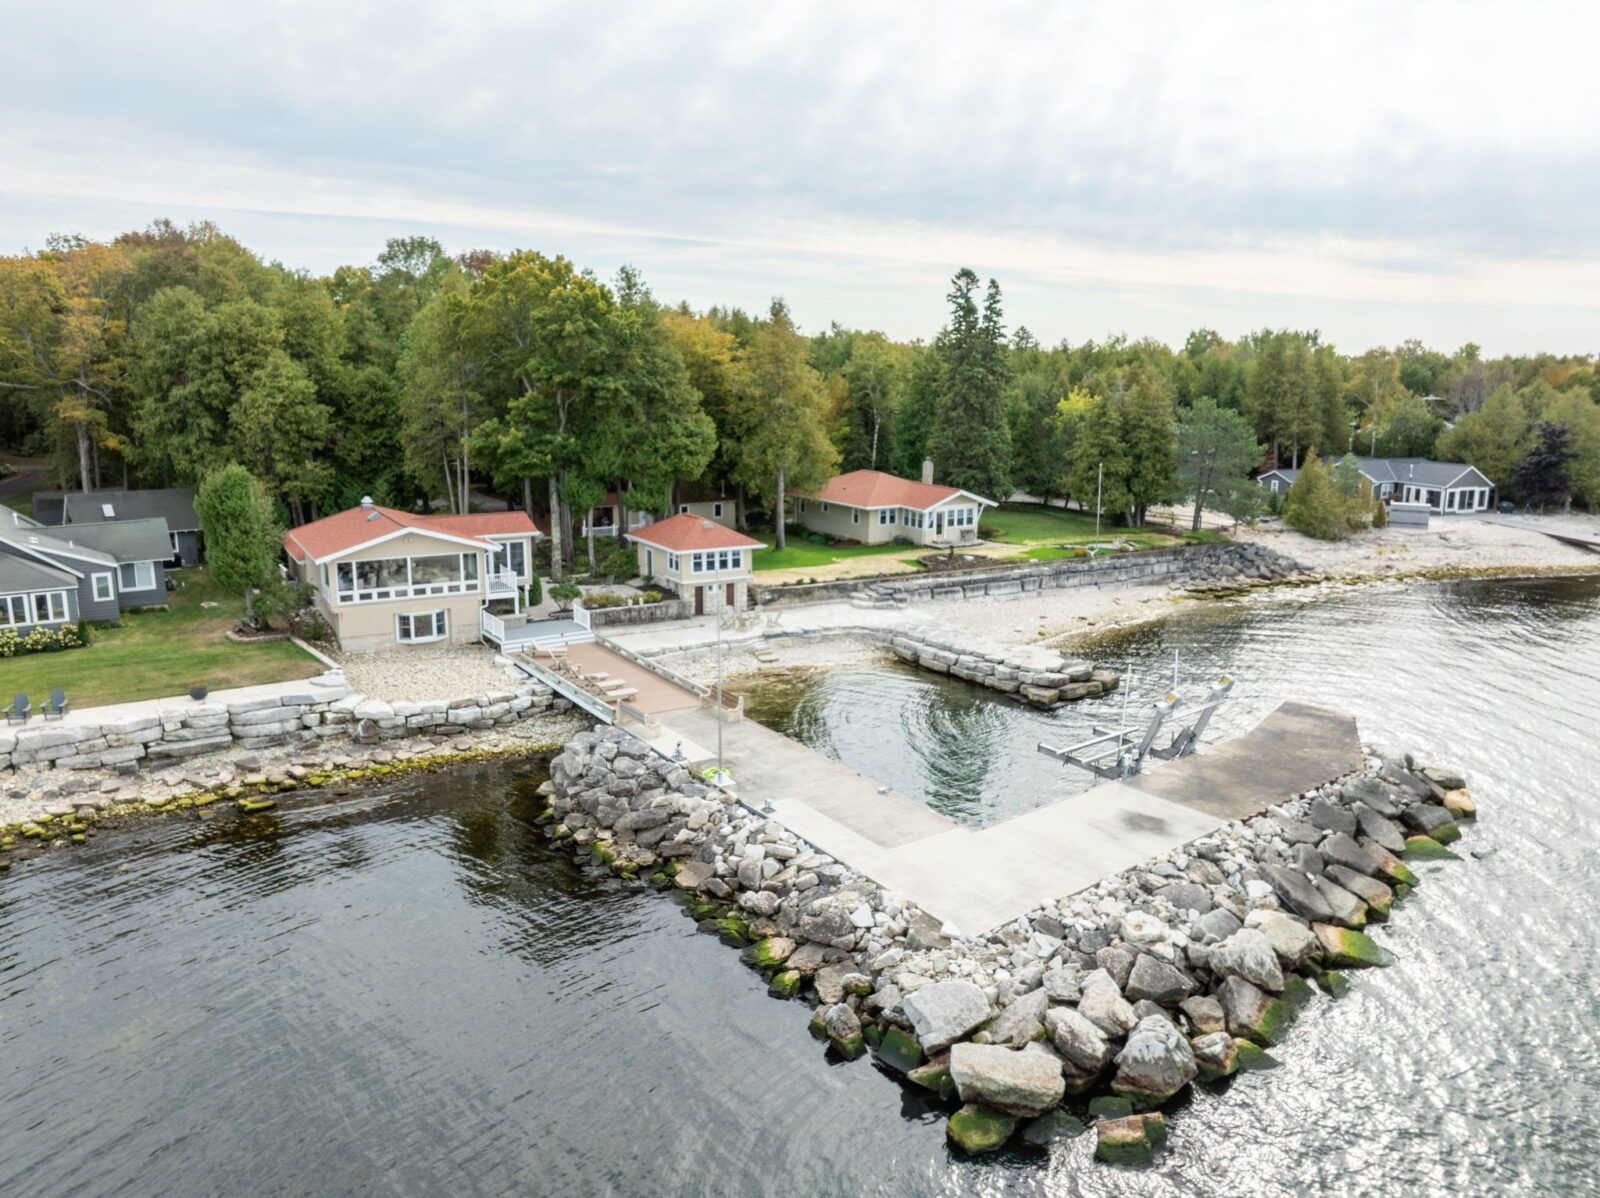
3 1 1598 355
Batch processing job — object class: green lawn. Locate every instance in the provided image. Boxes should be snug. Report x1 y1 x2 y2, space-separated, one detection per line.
3 568 321 709
752 535 915 573
984 502 1183 549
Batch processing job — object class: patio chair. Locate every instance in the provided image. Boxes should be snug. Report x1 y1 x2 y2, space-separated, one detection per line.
4 693 28 724
41 688 68 720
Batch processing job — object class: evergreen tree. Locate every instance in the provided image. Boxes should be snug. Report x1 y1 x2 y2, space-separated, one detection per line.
1120 366 1178 525
1175 396 1265 529
890 345 942 480
195 464 280 617
1066 392 1130 526
930 269 1011 498
839 333 901 471
1282 450 1345 540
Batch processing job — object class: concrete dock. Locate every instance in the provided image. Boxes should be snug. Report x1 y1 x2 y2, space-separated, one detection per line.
657 699 1362 935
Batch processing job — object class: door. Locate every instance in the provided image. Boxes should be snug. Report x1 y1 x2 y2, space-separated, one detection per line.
694 586 704 616
935 511 945 539
725 582 735 609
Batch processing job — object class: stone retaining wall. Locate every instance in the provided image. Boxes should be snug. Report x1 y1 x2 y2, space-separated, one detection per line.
0 672 562 774
583 599 692 628
752 542 1303 609
882 630 1119 707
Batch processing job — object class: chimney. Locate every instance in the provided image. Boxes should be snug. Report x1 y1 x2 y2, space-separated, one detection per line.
921 458 934 486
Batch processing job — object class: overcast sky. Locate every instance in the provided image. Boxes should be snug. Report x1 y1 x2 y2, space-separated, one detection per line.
3 1 1597 354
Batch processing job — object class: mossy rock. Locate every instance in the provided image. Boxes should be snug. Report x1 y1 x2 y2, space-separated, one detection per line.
1393 882 1413 902
0 859 10 871
874 1026 923 1075
908 1057 955 1100
190 793 220 808
830 1029 865 1060
1281 974 1314 1009
70 833 86 845
34 813 54 825
1094 1112 1164 1165
1088 1095 1134 1121
1022 1109 1086 1147
1233 1040 1279 1071
1314 925 1393 968
807 1008 829 1040
947 1104 1017 1154
709 915 751 946
1403 835 1460 862
767 969 803 999
590 841 617 865
862 1022 883 1049
237 798 277 814
1312 968 1350 998
1441 788 1477 820
0 837 14 850
747 937 794 970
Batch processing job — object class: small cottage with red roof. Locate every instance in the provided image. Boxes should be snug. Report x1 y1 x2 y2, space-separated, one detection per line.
283 497 540 651
625 513 763 615
793 466 995 547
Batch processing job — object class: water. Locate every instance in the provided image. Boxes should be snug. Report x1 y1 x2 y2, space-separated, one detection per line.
1 576 1598 1196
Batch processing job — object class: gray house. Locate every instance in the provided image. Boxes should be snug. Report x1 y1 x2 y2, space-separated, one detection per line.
1259 457 1495 515
0 517 172 623
53 488 203 566
0 553 80 637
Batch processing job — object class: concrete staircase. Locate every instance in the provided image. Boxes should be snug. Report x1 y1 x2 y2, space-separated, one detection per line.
850 582 910 610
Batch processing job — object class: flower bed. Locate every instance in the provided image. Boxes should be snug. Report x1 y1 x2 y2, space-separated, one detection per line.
0 625 85 657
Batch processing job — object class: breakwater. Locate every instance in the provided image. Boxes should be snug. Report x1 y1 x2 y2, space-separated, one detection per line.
542 723 1474 1164
883 628 1118 707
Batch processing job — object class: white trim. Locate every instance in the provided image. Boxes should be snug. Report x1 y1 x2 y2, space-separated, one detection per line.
395 609 449 644
313 525 493 564
118 560 157 592
91 572 114 603
625 532 761 554
0 535 90 576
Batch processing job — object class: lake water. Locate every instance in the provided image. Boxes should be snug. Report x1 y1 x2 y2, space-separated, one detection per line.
1 575 1597 1195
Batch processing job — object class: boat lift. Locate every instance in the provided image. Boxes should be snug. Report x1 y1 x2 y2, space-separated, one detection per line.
1037 668 1235 781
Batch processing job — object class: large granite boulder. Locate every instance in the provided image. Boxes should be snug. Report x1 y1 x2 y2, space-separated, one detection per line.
1124 953 1196 1004
1044 1005 1114 1073
1110 1016 1197 1108
902 979 992 1053
1078 979 1138 1037
1209 928 1285 992
950 1042 1066 1117
981 986 1049 1048
1243 910 1321 969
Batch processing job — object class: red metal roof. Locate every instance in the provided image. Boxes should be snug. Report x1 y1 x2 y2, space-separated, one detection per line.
800 469 993 510
283 505 540 562
625 513 763 552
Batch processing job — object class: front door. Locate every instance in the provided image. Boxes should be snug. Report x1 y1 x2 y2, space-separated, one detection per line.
694 586 704 616
935 511 945 539
725 582 735 609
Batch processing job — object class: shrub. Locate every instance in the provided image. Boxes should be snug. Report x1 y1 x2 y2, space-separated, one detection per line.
0 624 84 657
639 590 664 604
1371 498 1388 528
549 582 582 612
76 618 94 646
580 591 627 609
525 575 543 607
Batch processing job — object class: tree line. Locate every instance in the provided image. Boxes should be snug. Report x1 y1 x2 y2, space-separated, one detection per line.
4 221 1599 574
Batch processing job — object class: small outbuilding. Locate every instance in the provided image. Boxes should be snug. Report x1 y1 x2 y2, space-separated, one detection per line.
625 514 764 616
792 466 996 547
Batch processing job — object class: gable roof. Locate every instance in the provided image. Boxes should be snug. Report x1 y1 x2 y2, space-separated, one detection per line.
1261 458 1493 490
283 504 541 563
800 469 996 511
27 518 173 564
625 514 764 553
62 487 199 530
28 491 66 525
0 553 79 594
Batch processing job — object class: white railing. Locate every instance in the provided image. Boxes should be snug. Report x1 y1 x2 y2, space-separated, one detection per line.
571 603 593 630
479 607 507 644
487 570 519 595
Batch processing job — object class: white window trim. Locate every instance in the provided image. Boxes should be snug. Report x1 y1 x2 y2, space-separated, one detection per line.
335 552 482 605
120 560 156 592
92 572 114 603
396 609 449 644
0 590 70 626
851 508 860 525
679 504 690 514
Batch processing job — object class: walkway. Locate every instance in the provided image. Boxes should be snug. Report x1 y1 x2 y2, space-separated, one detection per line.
655 698 1362 934
1485 517 1600 553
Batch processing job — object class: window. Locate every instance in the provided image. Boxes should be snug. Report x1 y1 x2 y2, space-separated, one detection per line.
334 553 481 603
679 504 690 514
490 540 526 578
396 610 448 644
821 502 829 513
92 572 114 603
1270 480 1280 493
4 591 70 625
712 502 724 519
851 509 860 525
645 549 654 576
667 553 679 573
118 561 156 592
167 531 182 565
798 500 808 514
718 550 734 571
878 509 893 525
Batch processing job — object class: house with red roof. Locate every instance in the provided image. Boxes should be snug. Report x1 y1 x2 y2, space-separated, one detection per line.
793 465 996 547
283 497 540 652
624 513 763 615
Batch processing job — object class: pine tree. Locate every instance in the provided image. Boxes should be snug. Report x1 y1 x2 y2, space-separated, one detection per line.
1281 449 1344 540
1514 422 1576 511
930 269 1011 499
1119 366 1178 525
1176 396 1266 528
195 464 280 616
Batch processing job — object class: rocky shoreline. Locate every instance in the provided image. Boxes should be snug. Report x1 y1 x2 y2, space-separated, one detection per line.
539 724 1476 1164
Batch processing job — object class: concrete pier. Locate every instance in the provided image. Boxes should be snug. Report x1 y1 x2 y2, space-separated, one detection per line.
657 699 1362 935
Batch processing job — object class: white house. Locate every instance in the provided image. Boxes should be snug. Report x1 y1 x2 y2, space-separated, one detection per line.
625 513 763 615
792 467 996 547
1259 457 1495 514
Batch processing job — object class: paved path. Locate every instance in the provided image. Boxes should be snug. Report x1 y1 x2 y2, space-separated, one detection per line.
657 697 1362 935
1484 517 1600 553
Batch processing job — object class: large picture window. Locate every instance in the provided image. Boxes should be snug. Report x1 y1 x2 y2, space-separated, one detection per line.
334 553 482 603
118 561 156 592
0 591 69 626
396 610 448 643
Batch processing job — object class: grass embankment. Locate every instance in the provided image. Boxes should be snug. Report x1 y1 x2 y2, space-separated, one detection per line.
3 568 320 709
984 503 1186 559
752 535 914 573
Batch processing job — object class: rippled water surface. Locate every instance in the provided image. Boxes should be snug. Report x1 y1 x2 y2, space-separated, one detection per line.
2 576 1598 1196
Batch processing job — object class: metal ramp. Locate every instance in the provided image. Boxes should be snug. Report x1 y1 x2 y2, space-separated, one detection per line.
1038 676 1234 781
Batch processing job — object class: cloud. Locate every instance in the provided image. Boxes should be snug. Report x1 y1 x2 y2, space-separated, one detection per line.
2 0 1598 352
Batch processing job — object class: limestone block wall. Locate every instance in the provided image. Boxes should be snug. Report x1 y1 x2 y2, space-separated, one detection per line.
0 672 561 774
881 630 1119 708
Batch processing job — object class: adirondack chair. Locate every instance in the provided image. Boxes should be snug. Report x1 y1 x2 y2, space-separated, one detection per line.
41 688 68 720
4 693 28 724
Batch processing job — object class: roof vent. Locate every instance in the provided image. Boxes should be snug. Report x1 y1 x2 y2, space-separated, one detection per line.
359 496 374 511
701 519 713 529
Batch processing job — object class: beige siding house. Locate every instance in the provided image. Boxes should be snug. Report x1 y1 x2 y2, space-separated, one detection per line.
284 499 540 653
626 513 763 615
794 468 996 547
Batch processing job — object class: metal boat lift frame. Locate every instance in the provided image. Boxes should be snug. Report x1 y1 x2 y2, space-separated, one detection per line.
1037 676 1235 781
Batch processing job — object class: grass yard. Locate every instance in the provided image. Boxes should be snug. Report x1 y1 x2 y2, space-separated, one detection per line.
984 502 1183 550
752 534 917 573
2 568 321 709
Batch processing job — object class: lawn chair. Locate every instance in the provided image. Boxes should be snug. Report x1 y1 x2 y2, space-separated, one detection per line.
4 693 28 724
41 688 68 720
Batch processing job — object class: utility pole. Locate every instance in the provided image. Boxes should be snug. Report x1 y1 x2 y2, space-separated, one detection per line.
714 603 723 775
